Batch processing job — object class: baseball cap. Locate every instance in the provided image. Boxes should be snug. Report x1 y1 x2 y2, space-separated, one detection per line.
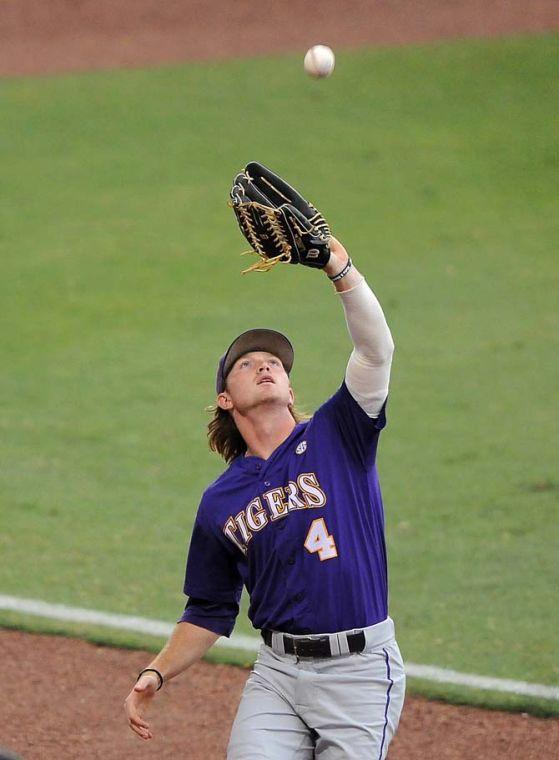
216 328 294 394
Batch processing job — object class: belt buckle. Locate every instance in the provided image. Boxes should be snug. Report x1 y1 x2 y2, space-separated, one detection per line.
291 636 311 657
293 635 330 658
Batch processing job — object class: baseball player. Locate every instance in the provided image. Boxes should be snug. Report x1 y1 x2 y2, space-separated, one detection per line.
124 164 405 758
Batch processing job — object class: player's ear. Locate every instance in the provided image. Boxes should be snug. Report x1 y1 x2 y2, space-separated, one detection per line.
217 392 233 411
288 386 295 406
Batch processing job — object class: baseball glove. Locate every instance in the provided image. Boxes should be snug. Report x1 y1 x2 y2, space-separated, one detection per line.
230 162 331 273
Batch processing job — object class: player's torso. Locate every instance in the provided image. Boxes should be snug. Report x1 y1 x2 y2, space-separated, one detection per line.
205 418 388 634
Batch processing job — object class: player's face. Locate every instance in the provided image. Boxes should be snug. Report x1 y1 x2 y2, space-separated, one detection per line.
218 351 294 414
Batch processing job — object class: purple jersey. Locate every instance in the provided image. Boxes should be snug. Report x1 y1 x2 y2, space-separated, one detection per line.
180 381 388 636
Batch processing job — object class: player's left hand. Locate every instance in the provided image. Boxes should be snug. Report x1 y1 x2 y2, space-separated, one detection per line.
230 161 332 273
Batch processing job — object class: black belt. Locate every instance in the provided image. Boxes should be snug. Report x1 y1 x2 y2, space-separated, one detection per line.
261 629 366 658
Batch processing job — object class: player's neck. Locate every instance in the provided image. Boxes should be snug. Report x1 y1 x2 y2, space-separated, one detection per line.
235 406 297 461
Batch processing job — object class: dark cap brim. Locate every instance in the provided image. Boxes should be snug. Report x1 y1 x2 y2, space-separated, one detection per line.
216 328 294 394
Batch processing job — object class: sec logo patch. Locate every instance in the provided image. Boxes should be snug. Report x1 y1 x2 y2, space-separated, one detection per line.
295 441 307 455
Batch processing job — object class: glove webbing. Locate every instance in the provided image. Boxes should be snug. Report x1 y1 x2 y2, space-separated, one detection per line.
235 201 293 274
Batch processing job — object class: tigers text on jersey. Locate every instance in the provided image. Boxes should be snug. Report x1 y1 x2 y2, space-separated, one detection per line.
180 381 388 637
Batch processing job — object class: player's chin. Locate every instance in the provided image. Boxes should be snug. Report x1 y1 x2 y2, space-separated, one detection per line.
253 388 289 407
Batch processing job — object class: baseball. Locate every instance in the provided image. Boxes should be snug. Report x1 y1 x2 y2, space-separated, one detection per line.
304 45 335 79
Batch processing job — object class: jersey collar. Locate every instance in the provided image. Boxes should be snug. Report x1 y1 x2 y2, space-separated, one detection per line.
233 421 307 472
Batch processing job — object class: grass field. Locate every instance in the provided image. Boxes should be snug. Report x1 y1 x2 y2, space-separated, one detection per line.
1 33 558 711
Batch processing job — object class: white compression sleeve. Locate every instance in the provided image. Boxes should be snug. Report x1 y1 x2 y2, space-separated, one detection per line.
337 278 394 418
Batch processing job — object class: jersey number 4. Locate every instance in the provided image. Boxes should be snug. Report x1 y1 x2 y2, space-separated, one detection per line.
304 518 338 561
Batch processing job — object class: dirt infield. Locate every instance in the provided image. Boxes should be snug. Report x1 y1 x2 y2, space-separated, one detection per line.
1 0 558 77
2 629 558 760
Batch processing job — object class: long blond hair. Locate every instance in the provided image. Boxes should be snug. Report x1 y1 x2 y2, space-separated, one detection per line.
207 403 309 463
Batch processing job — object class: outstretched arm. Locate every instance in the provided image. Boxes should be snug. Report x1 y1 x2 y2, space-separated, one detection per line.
325 238 394 417
124 622 219 741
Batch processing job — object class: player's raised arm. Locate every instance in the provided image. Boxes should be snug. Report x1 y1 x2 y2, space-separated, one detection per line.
325 237 395 418
229 162 394 417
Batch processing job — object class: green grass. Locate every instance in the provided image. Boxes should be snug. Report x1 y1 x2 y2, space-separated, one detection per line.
1 33 558 711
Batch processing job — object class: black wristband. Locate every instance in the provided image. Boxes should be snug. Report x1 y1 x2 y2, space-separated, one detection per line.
328 257 352 282
137 667 164 691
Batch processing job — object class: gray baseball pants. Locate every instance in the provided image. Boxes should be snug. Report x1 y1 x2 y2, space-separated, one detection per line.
227 617 405 759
